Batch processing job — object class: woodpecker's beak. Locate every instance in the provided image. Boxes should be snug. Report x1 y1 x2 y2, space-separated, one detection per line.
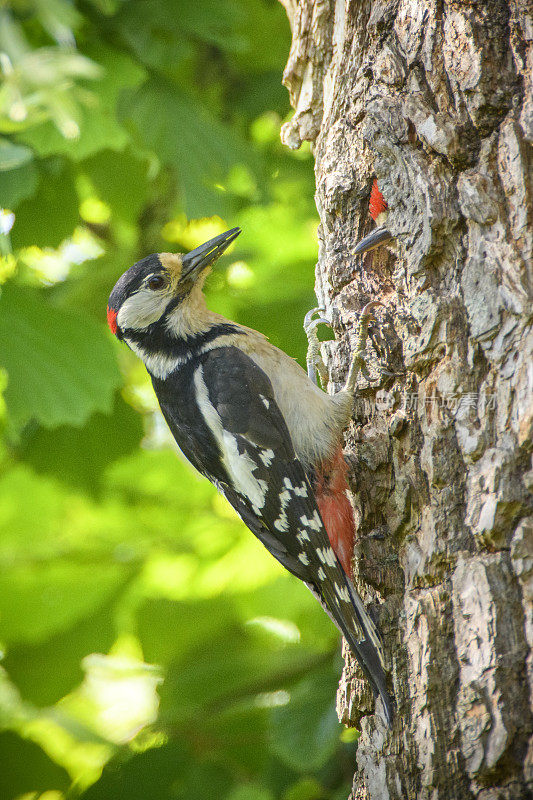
354 226 393 256
181 227 241 280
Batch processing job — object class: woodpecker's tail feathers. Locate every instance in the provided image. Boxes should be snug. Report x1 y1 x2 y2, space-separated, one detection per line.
309 572 393 727
342 579 394 726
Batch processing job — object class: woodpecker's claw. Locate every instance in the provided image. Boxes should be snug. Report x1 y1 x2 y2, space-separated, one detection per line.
304 307 330 330
344 301 385 394
354 226 393 256
304 307 331 387
357 300 385 324
360 300 384 320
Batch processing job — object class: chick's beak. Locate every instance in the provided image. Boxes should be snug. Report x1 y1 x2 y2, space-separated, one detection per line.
181 227 241 280
354 226 393 256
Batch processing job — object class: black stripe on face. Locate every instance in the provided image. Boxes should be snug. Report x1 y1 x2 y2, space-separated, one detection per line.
163 291 190 316
124 322 244 362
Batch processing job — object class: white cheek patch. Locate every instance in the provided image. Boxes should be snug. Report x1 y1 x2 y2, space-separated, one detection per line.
117 288 169 331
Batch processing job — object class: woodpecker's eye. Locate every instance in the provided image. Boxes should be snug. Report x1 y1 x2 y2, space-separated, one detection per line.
147 275 166 291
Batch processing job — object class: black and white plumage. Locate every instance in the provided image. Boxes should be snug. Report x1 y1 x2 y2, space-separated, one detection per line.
107 228 393 724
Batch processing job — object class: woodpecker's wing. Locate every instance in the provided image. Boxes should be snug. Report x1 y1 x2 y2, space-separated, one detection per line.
190 346 392 724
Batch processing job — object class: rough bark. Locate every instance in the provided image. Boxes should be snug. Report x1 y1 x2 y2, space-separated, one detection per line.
279 2 532 798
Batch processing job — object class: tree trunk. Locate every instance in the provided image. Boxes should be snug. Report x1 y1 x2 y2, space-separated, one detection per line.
278 1 532 798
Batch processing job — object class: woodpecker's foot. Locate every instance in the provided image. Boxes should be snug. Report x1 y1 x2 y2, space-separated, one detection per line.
304 307 331 387
344 301 384 394
354 226 393 256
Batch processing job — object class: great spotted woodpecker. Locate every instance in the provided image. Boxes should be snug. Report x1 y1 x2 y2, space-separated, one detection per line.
354 180 393 256
107 228 393 724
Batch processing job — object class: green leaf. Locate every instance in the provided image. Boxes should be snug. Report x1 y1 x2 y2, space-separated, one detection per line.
86 0 121 13
271 663 342 772
137 597 236 669
0 561 129 646
0 731 69 800
0 284 121 430
201 704 269 776
80 738 195 800
226 784 274 800
18 394 144 492
9 159 78 249
48 250 134 321
158 619 324 727
115 0 290 78
119 79 259 217
224 0 291 74
115 0 243 75
0 159 39 210
3 587 125 705
16 45 146 161
282 777 325 800
0 138 33 171
81 148 150 223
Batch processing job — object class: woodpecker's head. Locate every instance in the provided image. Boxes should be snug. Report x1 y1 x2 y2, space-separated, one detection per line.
107 227 241 342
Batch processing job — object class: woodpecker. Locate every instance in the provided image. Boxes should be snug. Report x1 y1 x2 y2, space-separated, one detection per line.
107 228 393 724
354 180 393 256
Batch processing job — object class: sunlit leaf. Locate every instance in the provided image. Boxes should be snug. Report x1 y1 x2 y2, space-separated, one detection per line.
16 45 145 161
3 587 128 706
0 561 129 646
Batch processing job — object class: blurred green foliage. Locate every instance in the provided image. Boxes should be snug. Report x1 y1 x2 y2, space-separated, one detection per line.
0 2 355 798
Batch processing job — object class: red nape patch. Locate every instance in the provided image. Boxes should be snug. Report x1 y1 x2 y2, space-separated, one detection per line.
369 179 388 221
106 305 118 335
315 447 355 577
